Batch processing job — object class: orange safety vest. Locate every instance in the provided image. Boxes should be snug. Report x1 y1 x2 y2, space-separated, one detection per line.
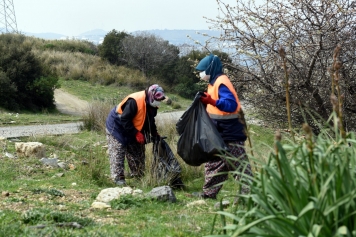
116 91 146 131
207 75 241 119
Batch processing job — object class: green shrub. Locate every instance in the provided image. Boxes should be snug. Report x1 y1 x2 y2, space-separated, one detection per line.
174 80 205 99
81 100 112 132
172 102 182 109
211 127 356 236
41 39 97 55
30 188 64 197
98 29 129 65
110 195 148 210
0 34 59 111
0 71 17 109
22 208 94 226
169 95 178 102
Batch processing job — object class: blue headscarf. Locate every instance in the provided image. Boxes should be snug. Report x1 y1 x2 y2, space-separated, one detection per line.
195 54 223 85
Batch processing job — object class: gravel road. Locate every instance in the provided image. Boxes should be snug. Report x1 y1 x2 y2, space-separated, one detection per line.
0 123 83 139
0 111 185 139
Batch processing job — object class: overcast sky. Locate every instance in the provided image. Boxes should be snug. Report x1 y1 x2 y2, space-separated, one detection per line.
14 0 237 36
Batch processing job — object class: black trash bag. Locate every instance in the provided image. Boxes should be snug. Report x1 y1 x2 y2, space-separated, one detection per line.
152 137 184 189
176 92 227 166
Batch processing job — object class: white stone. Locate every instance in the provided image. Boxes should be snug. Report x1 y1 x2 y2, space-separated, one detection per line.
96 187 129 203
15 142 45 158
186 200 207 207
91 201 111 209
95 187 143 203
133 189 144 196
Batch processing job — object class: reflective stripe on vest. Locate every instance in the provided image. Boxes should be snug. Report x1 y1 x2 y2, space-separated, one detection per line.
117 91 146 131
207 75 241 120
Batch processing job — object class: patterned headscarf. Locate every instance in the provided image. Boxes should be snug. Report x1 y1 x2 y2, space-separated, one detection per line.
147 84 165 103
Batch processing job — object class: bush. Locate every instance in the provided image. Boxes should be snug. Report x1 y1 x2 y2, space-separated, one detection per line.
174 80 205 99
81 100 113 132
41 39 97 55
22 208 94 226
0 71 17 109
98 29 129 65
172 102 181 109
0 34 59 111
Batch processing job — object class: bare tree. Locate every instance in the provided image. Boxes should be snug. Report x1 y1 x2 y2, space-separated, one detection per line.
207 0 356 132
122 32 179 85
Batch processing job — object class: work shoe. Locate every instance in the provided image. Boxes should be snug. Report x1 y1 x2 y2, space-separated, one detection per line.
191 192 216 199
115 179 126 186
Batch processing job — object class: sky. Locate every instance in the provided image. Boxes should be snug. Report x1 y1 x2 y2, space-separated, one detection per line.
14 0 238 36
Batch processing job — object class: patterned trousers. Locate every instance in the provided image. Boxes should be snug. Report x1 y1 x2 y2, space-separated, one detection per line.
203 141 253 198
106 132 145 182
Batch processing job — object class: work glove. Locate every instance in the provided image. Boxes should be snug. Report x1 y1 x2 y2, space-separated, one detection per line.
135 131 145 144
200 92 216 106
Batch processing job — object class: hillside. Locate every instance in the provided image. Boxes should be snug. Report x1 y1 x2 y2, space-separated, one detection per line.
23 29 222 46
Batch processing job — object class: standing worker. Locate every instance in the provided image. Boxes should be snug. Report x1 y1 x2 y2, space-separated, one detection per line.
106 84 165 186
193 54 254 199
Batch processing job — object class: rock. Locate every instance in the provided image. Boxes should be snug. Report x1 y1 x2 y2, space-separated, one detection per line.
133 189 144 196
95 187 143 203
214 200 230 210
15 142 45 158
2 191 10 197
50 153 58 158
4 152 16 159
147 186 176 202
91 201 111 209
40 158 59 167
186 200 207 207
9 138 21 142
81 160 89 165
57 162 68 169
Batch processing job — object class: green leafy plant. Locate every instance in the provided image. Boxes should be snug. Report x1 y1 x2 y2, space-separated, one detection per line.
22 208 93 226
210 124 356 236
110 195 148 210
31 188 65 197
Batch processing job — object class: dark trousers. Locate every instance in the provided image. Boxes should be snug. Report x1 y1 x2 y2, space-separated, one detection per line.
203 141 253 198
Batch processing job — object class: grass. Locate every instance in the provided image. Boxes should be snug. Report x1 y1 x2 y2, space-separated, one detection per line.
0 109 81 127
0 117 273 236
0 78 275 236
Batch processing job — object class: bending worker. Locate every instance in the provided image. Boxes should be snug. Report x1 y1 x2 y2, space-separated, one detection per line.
105 84 165 186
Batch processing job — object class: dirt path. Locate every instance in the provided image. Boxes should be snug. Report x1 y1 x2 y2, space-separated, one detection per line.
54 88 184 124
54 89 89 116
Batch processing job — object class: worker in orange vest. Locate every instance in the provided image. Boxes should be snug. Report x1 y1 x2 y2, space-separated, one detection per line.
192 54 254 199
105 84 165 186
